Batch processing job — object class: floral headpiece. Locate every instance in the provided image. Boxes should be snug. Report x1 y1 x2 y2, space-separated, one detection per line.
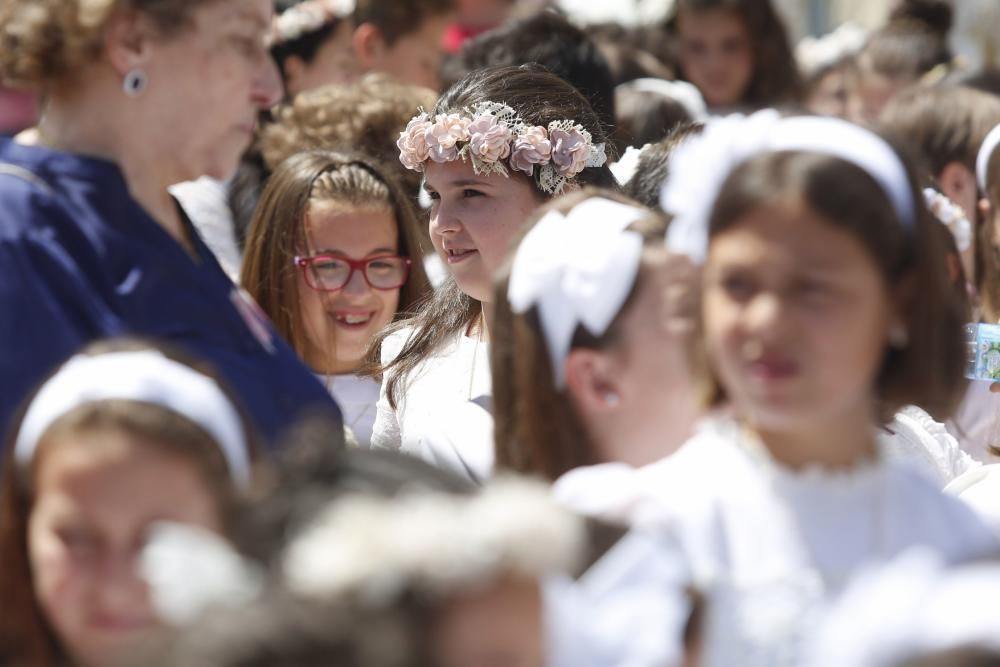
397 101 608 196
270 0 355 46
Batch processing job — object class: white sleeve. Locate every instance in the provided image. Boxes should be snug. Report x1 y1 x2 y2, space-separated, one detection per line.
370 332 407 452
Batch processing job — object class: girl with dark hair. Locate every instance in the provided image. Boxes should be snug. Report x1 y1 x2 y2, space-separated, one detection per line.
491 189 700 488
270 0 358 98
640 110 998 663
370 64 616 482
857 0 955 122
0 339 258 667
241 150 431 446
668 0 802 112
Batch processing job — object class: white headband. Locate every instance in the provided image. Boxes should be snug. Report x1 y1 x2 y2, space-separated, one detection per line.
507 197 647 388
15 351 252 488
976 122 1000 193
661 110 916 263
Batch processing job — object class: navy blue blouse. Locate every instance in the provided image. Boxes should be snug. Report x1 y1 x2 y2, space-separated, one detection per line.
0 138 340 446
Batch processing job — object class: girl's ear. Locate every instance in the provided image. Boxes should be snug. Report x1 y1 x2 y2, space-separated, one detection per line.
282 55 306 94
102 7 156 76
888 273 916 348
564 349 622 416
352 23 386 70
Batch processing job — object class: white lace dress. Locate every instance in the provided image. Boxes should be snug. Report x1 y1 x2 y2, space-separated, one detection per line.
629 416 998 667
371 326 494 483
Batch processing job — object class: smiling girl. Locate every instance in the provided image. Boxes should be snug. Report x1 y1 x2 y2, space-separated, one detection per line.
0 340 256 667
241 150 430 447
371 64 616 481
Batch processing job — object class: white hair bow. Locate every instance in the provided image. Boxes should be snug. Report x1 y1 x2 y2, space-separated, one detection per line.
507 198 647 388
661 110 915 263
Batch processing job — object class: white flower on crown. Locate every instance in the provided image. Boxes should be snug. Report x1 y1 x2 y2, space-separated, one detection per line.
271 0 356 46
282 478 586 604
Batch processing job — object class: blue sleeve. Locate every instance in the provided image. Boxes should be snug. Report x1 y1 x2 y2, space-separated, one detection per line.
0 212 123 439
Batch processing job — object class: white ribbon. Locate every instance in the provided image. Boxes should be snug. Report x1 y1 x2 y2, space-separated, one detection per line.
977 122 1000 193
661 110 916 263
15 351 252 488
507 197 647 388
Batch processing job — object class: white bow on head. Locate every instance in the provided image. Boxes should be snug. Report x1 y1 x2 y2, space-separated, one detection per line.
507 197 648 388
661 109 916 264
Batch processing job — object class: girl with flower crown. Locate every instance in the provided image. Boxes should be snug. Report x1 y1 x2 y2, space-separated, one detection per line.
621 110 999 666
369 64 617 482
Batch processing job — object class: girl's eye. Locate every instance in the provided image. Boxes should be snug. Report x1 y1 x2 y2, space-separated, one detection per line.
425 190 440 201
313 259 347 273
462 189 484 199
720 274 755 301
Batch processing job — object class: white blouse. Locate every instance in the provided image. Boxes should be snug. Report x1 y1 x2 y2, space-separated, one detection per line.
371 326 494 483
317 374 380 448
631 416 998 667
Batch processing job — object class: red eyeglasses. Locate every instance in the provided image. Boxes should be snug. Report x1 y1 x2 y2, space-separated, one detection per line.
293 254 412 292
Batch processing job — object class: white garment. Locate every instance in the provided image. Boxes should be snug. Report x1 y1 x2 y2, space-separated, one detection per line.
545 530 690 667
806 550 1000 667
881 405 981 487
170 177 242 281
371 326 494 483
945 463 1000 532
317 374 380 448
947 381 1000 463
631 416 998 667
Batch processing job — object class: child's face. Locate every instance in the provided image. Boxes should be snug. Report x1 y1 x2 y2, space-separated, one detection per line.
432 577 543 667
28 429 222 667
298 203 402 375
425 159 542 303
368 14 451 91
702 197 896 436
676 8 754 109
804 64 862 121
284 21 359 97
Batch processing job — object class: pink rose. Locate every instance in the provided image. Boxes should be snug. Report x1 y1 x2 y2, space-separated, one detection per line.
550 126 590 177
510 126 552 177
397 113 432 171
467 114 513 164
425 113 471 163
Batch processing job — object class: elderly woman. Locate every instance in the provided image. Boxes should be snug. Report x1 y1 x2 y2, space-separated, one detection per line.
0 0 340 444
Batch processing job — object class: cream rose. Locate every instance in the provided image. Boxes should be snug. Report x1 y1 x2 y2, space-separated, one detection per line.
467 114 513 164
510 126 553 177
397 113 432 171
425 113 471 163
550 126 590 177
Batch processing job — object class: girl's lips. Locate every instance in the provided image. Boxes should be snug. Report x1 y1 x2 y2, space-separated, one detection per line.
446 248 478 265
748 356 799 382
331 311 375 330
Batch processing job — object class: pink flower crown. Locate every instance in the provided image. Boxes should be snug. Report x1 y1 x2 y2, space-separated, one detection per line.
397 101 608 195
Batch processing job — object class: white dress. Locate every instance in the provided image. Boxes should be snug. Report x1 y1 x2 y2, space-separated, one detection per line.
317 374 380 448
170 177 242 281
881 405 980 487
371 326 494 483
629 416 998 667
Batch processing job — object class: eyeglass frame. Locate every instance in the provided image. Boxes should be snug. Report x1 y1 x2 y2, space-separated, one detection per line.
293 253 412 292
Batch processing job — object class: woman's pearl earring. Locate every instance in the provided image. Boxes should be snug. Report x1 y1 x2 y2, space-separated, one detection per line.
604 392 621 407
123 68 148 97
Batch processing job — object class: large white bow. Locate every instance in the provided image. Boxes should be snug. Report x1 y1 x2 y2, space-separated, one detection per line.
661 109 916 264
507 198 647 388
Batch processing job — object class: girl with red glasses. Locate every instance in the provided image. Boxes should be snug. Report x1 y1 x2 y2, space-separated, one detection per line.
241 150 431 446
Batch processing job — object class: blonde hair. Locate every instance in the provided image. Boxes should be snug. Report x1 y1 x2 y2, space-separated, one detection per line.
259 73 437 200
0 0 208 88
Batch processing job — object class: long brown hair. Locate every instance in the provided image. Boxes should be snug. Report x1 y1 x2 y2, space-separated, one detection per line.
370 64 619 410
0 338 259 667
241 150 431 371
491 189 670 482
668 0 803 109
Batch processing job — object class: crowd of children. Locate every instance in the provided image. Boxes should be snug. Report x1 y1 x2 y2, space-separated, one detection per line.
5 0 1000 665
